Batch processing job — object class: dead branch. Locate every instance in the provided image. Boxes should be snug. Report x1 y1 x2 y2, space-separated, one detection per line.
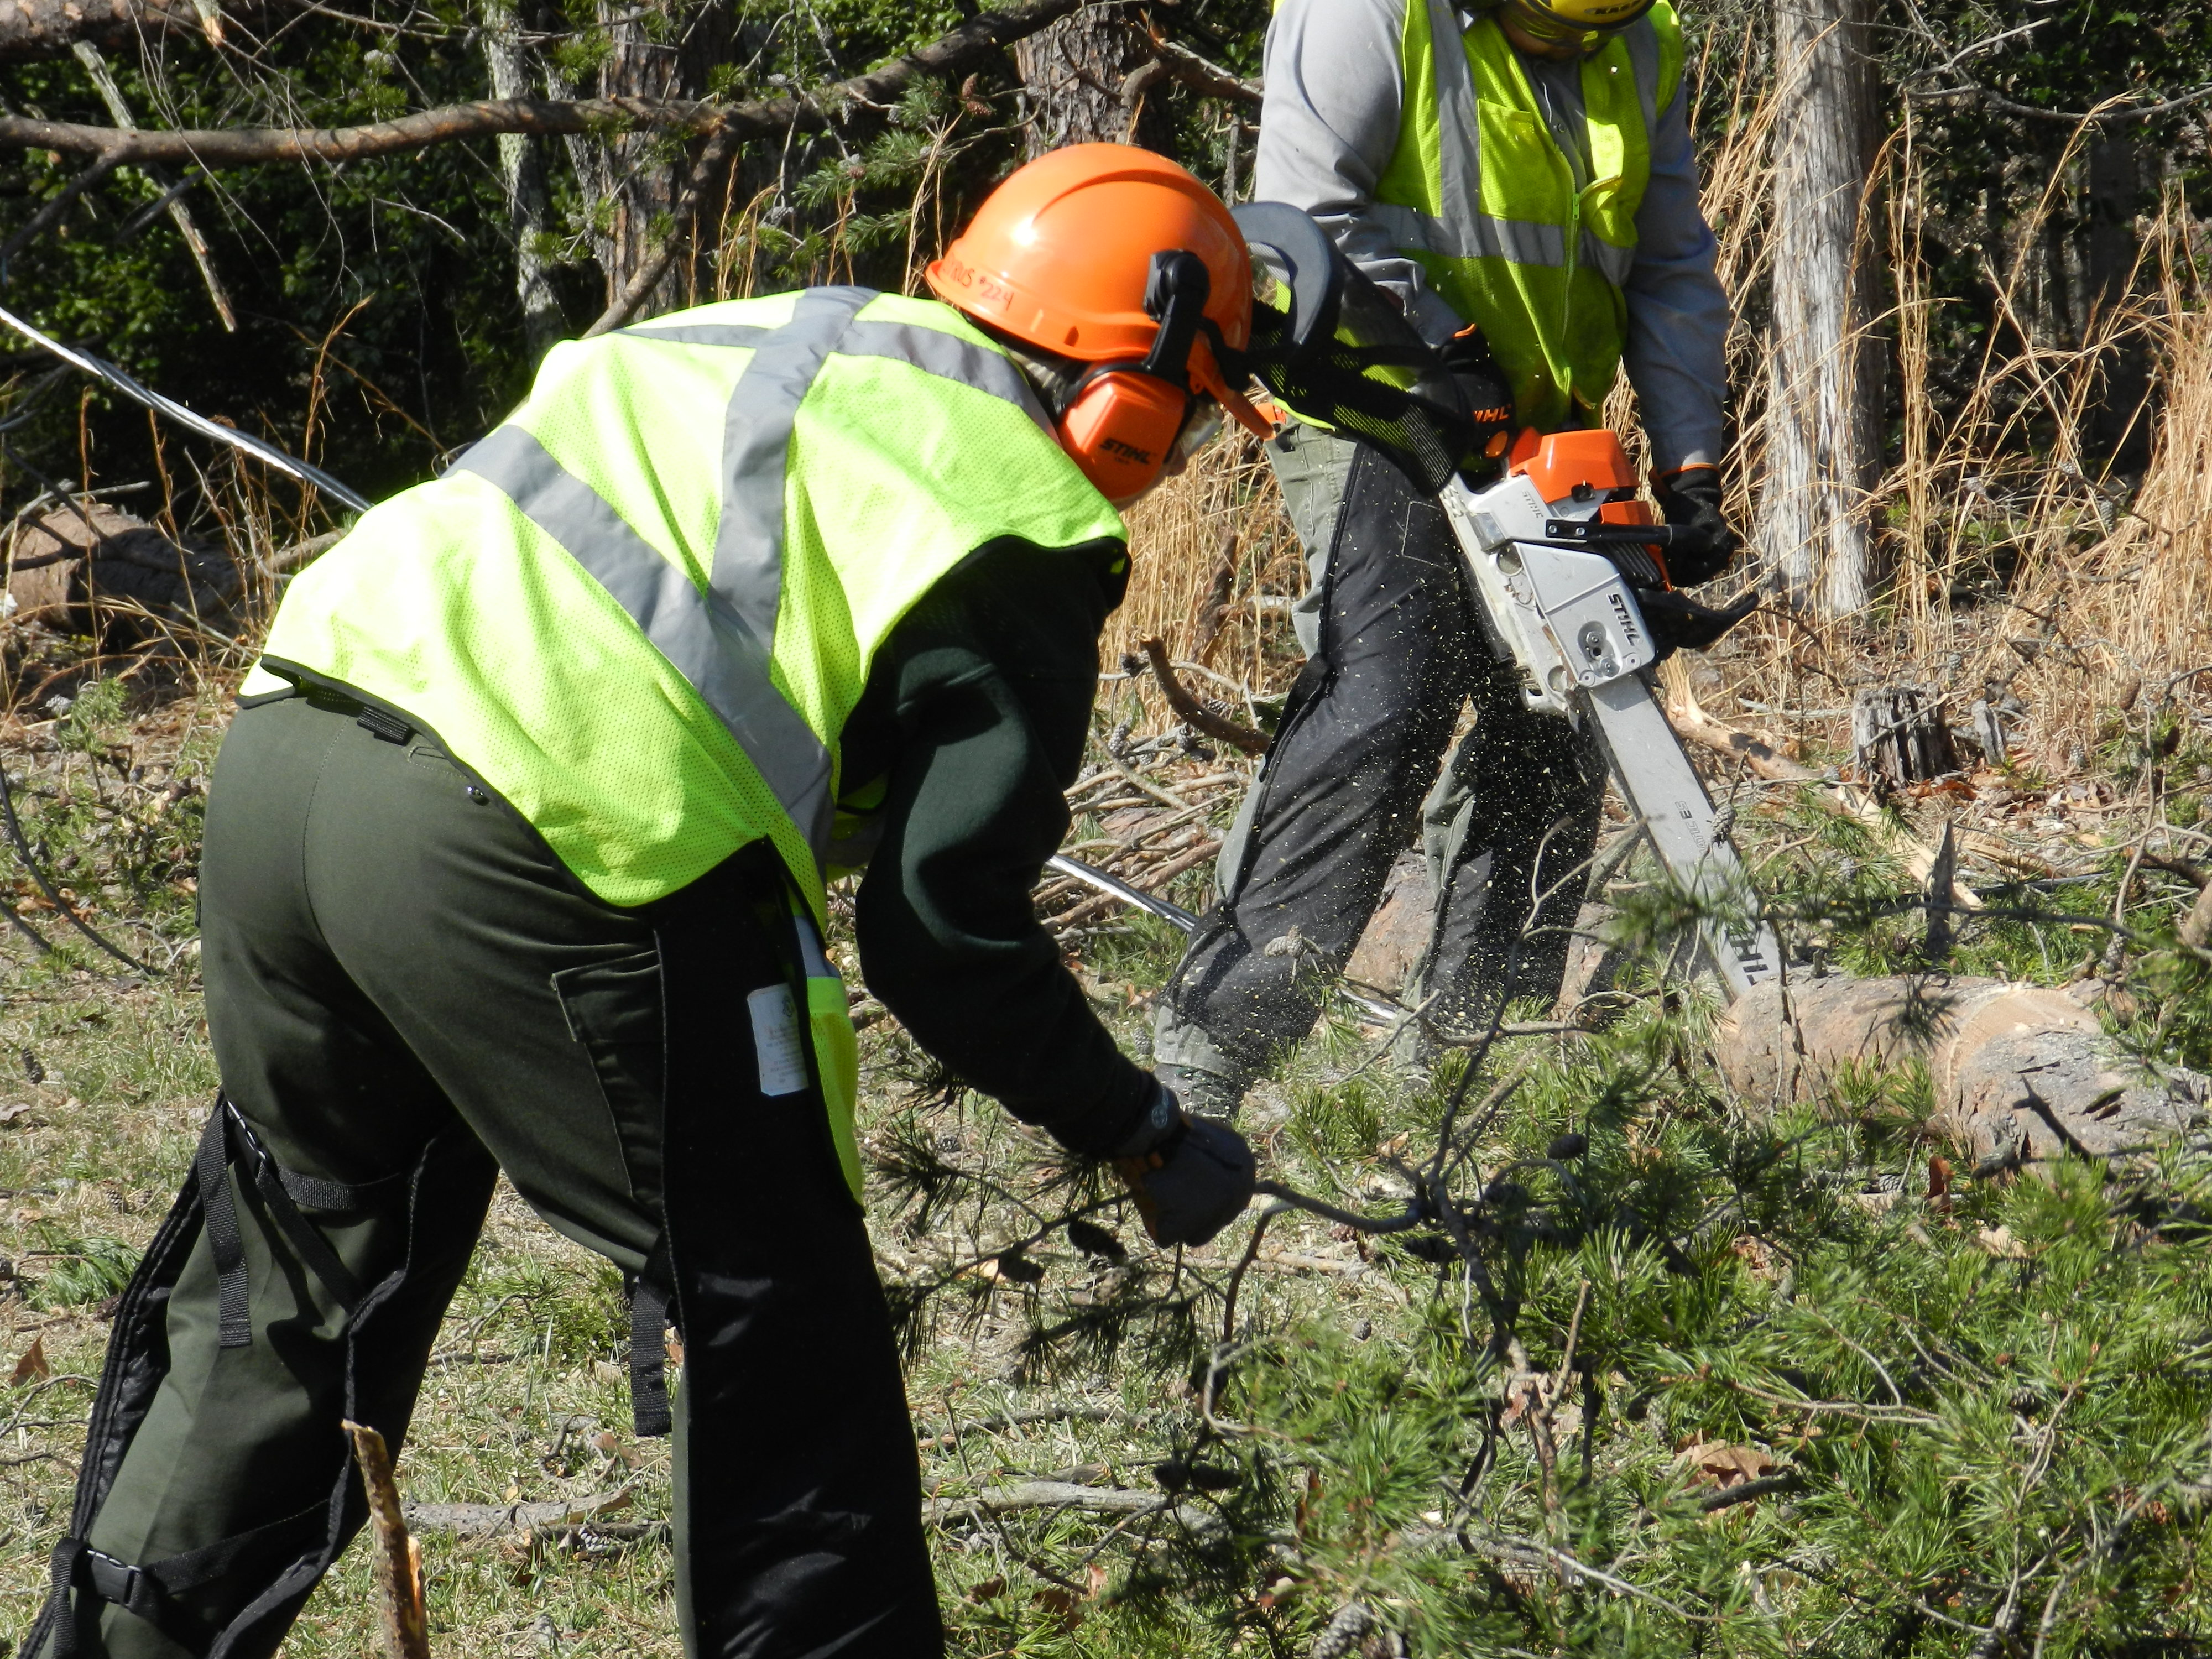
915 1402 1123 1447
1139 638 1269 755
344 1420 430 1659
0 0 287 61
1139 27 1262 105
401 1486 634 1542
923 1478 1215 1531
0 0 1084 168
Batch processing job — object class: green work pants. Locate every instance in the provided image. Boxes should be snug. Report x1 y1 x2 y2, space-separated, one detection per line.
27 691 941 1659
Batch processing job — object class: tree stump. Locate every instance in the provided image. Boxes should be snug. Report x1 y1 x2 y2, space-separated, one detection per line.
1851 685 1957 791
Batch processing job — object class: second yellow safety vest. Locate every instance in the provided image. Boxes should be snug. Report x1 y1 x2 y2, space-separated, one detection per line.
1375 0 1684 429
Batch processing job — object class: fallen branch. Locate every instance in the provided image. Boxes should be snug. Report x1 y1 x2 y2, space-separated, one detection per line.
915 1402 1122 1447
0 0 1083 168
402 1486 634 1542
1139 637 1269 755
924 1478 1215 1531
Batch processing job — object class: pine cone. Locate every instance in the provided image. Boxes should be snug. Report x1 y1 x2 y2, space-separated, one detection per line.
1309 1601 1374 1659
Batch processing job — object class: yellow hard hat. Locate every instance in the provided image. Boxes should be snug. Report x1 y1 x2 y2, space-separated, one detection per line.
1494 0 1656 51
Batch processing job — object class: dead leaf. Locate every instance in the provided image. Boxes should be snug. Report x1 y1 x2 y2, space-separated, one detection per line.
1033 1587 1083 1632
0 1104 32 1126
9 1335 46 1384
664 1337 685 1366
966 1575 1006 1603
1927 1155 1953 1206
1677 1441 1775 1490
1976 1224 2027 1259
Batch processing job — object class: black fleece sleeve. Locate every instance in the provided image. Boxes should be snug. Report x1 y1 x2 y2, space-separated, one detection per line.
847 535 1155 1156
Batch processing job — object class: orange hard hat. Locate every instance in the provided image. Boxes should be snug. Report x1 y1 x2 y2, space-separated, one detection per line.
927 143 1253 363
927 144 1265 503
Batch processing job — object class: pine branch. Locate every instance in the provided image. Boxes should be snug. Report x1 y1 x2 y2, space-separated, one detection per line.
0 0 1086 169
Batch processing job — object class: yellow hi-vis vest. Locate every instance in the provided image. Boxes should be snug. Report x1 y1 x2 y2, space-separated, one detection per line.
243 288 1126 1197
1374 0 1684 430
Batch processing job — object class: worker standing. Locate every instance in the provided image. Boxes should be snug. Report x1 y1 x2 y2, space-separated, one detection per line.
1154 0 1740 1115
26 145 1258 1659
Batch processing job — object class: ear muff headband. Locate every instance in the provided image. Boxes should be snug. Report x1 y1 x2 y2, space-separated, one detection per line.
1048 249 1272 501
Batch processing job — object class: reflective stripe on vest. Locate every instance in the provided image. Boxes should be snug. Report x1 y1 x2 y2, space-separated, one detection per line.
252 289 1123 922
1375 0 1683 428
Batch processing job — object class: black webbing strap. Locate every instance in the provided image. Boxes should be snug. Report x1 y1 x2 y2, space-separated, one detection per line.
196 1107 252 1350
628 1274 673 1438
44 1501 330 1653
194 1097 401 1351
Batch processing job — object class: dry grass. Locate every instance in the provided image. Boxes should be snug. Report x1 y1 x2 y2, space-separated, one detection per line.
1118 112 2212 781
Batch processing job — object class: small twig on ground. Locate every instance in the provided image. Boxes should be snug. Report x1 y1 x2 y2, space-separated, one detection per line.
345 1420 431 1659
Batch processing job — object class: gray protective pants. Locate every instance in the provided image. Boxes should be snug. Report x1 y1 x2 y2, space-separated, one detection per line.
25 692 942 1659
1154 426 1605 1086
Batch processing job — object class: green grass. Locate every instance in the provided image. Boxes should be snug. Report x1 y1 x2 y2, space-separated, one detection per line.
0 692 2208 1656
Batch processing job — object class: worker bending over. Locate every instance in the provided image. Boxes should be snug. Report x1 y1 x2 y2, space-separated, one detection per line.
27 145 1256 1659
1155 0 1740 1115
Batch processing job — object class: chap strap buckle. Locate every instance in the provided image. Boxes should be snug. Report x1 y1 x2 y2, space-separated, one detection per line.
79 1545 163 1624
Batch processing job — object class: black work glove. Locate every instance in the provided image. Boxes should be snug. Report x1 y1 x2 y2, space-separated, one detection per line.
1112 1082 1256 1249
1652 465 1739 586
1438 324 1516 466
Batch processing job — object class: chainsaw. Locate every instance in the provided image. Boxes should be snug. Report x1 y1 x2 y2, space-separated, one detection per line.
1054 204 1782 1004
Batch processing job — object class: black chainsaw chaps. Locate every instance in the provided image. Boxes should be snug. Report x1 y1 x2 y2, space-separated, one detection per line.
22 1097 495 1659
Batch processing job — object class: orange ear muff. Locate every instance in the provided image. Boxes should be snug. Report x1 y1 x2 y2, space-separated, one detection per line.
1057 369 1191 505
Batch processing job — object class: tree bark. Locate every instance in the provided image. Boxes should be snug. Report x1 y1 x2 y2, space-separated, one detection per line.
1014 8 1173 155
481 4 564 363
1760 0 1886 618
599 0 688 315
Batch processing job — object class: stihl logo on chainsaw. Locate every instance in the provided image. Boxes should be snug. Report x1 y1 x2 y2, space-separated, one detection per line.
1606 590 1644 648
1100 437 1156 463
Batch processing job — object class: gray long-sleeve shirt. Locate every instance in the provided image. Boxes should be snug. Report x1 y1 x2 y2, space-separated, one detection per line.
1254 0 1730 471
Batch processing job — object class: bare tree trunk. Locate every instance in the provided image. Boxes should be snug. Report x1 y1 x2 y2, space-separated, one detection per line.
1760 0 1885 617
1014 8 1174 154
595 0 746 319
482 4 564 363
599 0 686 314
2088 134 2150 473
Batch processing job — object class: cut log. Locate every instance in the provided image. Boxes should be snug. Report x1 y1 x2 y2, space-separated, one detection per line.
6 503 242 643
1344 848 1433 997
1714 974 2209 1165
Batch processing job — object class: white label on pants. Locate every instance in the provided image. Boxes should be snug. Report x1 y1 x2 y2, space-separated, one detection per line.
747 984 809 1097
